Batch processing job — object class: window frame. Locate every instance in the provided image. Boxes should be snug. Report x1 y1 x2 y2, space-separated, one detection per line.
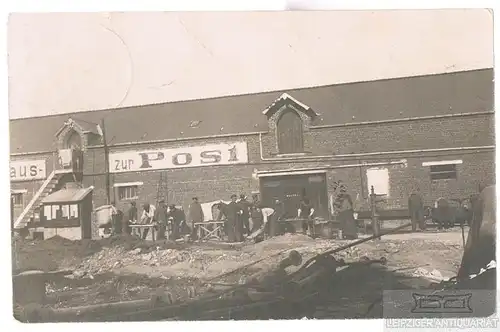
422 160 461 181
12 193 24 206
114 182 143 201
366 167 390 197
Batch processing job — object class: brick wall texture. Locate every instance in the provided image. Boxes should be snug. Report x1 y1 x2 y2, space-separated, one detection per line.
11 112 495 219
64 112 495 214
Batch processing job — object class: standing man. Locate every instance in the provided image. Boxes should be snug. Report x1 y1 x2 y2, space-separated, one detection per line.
469 184 484 227
222 194 244 242
408 188 426 232
298 197 315 236
123 201 137 235
238 194 252 236
140 203 156 240
168 204 185 240
110 202 123 235
337 190 358 240
269 199 285 237
188 197 204 240
155 200 168 240
249 202 264 234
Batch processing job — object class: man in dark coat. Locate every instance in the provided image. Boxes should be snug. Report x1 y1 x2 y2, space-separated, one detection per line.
238 194 252 235
111 202 123 235
168 204 184 240
408 189 426 232
188 197 204 240
125 201 137 235
337 191 358 240
221 194 244 242
154 200 168 240
298 197 315 235
269 199 285 236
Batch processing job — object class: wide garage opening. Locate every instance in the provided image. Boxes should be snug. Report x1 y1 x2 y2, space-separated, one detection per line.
259 170 329 219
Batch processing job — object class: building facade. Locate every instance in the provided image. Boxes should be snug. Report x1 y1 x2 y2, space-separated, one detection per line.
10 69 495 233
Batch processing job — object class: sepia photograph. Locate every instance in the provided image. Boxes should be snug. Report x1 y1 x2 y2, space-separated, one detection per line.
7 7 497 325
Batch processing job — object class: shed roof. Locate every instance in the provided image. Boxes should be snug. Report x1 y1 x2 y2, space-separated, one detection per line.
10 68 493 154
41 187 93 204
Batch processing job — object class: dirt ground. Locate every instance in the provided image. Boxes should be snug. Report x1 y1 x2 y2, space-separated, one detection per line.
12 227 466 317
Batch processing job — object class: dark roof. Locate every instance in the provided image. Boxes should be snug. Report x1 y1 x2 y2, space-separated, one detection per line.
41 187 93 204
10 68 493 154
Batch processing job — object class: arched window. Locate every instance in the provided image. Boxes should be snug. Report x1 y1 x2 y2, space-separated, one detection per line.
65 130 82 150
277 109 304 154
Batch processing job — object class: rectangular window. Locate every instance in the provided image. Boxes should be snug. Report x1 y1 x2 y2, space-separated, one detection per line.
114 182 142 201
12 193 23 206
366 167 390 196
70 204 79 218
118 186 139 200
44 205 52 220
62 205 69 218
52 205 61 218
429 164 457 180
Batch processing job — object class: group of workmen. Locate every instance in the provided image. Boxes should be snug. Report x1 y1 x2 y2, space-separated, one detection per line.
110 200 189 240
109 194 280 242
108 192 330 243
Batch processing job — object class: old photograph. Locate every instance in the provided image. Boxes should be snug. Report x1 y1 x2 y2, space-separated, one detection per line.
8 9 496 323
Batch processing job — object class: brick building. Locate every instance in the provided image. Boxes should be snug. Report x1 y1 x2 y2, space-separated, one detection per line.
10 69 495 236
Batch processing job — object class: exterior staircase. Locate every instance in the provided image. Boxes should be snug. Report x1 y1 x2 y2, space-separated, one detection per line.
13 170 67 230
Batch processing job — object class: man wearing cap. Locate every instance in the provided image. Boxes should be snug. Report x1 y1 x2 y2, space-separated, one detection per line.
188 197 204 240
238 194 252 235
155 200 168 240
168 204 185 240
221 194 244 242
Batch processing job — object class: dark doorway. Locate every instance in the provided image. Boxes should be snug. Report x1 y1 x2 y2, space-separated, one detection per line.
260 172 329 219
276 109 304 154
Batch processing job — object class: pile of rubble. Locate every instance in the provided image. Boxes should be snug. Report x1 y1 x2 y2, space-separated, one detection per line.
69 234 372 280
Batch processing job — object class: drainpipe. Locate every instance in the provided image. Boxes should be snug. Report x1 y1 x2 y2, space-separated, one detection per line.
258 133 494 162
101 119 111 205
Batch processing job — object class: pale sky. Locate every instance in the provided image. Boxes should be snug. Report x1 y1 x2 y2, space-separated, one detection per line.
7 9 494 119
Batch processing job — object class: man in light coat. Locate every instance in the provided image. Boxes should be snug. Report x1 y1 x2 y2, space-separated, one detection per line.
140 203 156 240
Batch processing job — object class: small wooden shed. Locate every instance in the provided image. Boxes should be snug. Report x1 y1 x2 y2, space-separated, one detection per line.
40 185 94 239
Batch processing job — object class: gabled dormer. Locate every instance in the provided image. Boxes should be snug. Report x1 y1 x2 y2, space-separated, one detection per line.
262 93 318 156
54 118 103 150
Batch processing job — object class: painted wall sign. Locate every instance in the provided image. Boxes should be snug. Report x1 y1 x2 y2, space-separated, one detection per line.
109 142 249 173
10 159 47 182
